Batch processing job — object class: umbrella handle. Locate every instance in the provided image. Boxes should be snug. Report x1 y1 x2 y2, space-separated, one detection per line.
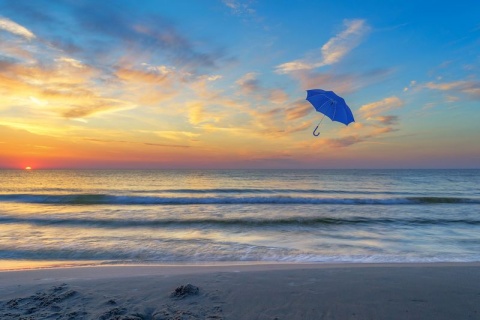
313 125 320 136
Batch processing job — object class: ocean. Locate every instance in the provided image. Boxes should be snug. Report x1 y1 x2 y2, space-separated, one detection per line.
1 169 479 269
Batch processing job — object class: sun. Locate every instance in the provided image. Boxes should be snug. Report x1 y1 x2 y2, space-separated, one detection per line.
25 166 32 170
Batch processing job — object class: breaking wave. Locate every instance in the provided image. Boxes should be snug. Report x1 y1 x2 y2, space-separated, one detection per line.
0 193 478 205
2 215 480 229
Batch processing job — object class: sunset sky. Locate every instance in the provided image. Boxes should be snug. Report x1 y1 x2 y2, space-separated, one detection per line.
1 0 479 169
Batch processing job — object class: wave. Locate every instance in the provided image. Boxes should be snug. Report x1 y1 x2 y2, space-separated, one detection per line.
129 188 417 195
2 215 480 229
0 194 479 205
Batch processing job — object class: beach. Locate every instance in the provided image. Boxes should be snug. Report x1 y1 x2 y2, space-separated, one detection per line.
1 263 479 319
1 169 479 318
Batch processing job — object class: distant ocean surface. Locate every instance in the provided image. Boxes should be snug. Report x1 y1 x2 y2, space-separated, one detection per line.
1 169 479 269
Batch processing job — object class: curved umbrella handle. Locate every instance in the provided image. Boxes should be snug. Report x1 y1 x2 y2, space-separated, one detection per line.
313 125 320 137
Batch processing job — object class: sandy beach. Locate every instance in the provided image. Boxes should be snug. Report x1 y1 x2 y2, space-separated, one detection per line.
1 263 479 319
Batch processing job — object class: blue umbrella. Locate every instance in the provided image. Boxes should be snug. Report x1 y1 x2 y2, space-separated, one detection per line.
306 89 355 136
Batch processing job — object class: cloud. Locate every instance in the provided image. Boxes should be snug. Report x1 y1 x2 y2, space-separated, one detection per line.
55 57 85 69
445 95 460 102
144 142 191 148
359 96 404 118
425 81 467 90
222 0 256 16
370 127 397 136
151 130 200 141
2 1 229 72
318 124 398 149
234 72 291 105
0 16 35 39
67 1 226 72
283 121 312 135
0 56 135 120
374 115 399 125
236 72 261 95
187 102 225 126
311 97 402 149
425 80 480 99
133 23 223 70
116 67 172 84
0 1 235 136
321 19 369 65
269 89 289 105
84 138 192 149
114 63 206 106
61 100 130 118
276 19 370 73
188 103 207 125
324 135 364 148
285 101 312 120
84 138 130 144
289 67 393 95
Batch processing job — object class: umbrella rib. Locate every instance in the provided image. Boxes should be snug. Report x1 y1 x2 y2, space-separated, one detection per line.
314 94 333 116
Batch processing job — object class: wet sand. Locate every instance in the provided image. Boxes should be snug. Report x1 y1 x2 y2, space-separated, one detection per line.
1 263 479 319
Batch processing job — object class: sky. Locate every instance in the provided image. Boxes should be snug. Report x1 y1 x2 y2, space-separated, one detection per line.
0 0 479 169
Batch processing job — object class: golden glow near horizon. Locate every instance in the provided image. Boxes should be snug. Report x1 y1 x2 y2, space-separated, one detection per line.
25 166 32 170
0 2 479 169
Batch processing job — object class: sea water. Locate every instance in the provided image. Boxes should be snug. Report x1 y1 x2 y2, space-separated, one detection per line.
1 169 479 269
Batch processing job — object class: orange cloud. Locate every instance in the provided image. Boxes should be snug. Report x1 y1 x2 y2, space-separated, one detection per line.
61 99 131 118
285 101 312 120
359 96 404 118
374 115 399 125
0 57 133 120
269 89 289 104
425 80 480 99
325 135 364 148
116 67 172 84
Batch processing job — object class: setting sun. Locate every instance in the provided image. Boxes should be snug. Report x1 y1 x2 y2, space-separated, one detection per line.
25 166 32 170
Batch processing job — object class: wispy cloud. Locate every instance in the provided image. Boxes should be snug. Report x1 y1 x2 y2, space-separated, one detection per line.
85 138 191 149
236 72 261 95
235 72 291 104
425 80 480 99
276 19 370 74
269 89 289 105
187 101 225 126
144 142 191 148
222 0 256 16
70 2 226 72
359 96 404 118
62 99 131 118
323 135 365 148
116 66 173 85
288 67 393 96
55 57 85 69
374 115 399 125
151 130 200 141
285 100 312 120
0 16 35 39
316 125 398 149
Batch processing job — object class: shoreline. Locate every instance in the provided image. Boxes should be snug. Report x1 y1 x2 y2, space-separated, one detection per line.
2 259 480 272
1 262 479 319
2 259 480 271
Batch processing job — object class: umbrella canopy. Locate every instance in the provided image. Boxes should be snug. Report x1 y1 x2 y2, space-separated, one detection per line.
306 89 355 136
